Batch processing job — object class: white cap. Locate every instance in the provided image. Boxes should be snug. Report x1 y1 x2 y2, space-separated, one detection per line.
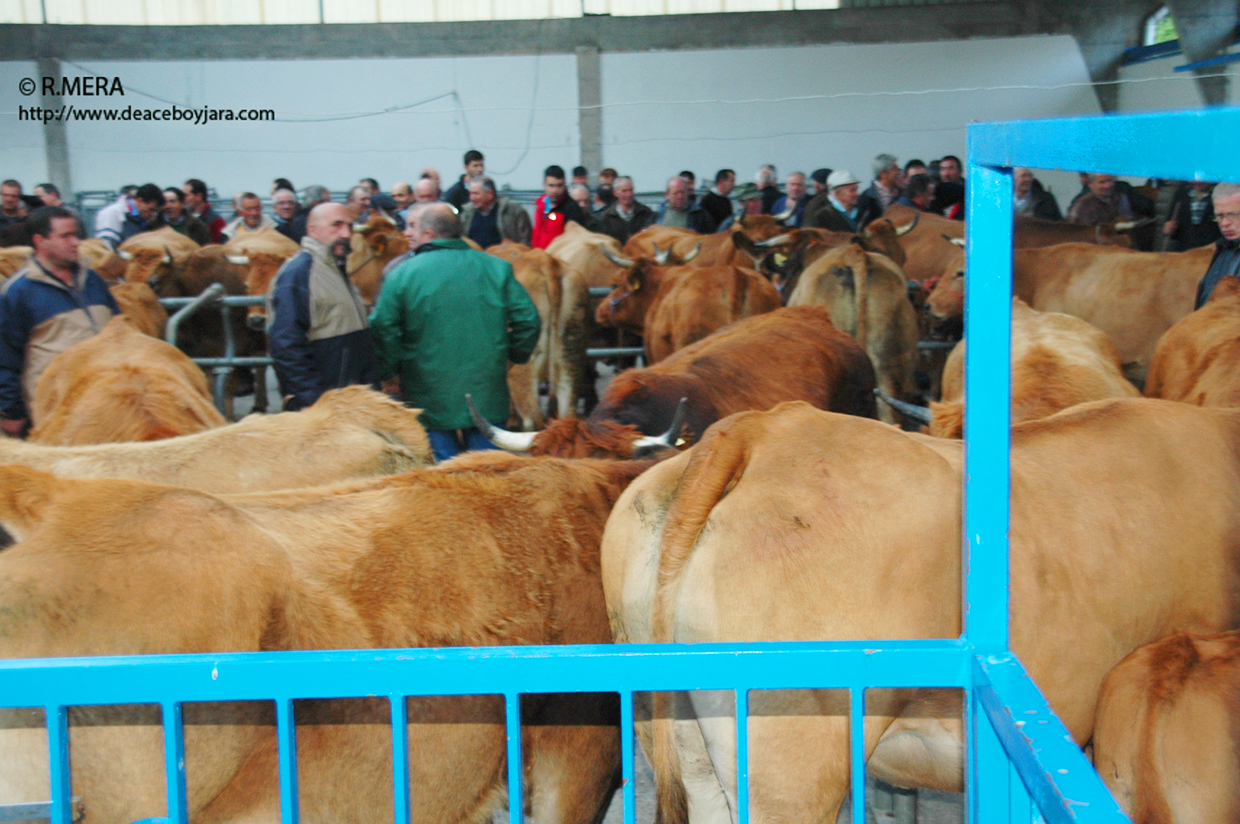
827 170 860 189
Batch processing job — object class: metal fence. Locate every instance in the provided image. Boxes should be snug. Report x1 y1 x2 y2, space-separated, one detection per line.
8 106 1227 824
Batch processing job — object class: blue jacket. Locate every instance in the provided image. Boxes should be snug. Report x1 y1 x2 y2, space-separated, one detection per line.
267 236 378 411
0 257 118 420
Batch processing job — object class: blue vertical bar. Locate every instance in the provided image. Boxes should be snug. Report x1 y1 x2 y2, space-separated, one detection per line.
505 692 523 824
44 705 71 824
971 688 1009 823
161 701 187 824
735 689 750 824
961 154 1013 654
276 699 299 824
850 688 865 824
391 695 410 824
620 692 635 824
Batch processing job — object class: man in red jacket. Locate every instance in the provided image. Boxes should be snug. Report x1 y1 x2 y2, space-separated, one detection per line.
531 165 593 249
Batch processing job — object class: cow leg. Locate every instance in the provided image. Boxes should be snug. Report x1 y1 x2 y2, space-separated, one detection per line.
524 693 620 824
873 368 898 426
866 688 963 793
686 690 740 824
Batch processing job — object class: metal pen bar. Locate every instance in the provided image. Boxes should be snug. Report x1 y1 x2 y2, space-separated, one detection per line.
161 701 188 824
619 692 635 824
504 692 523 824
158 295 266 309
275 699 299 824
850 688 865 824
735 688 750 824
391 695 411 824
44 705 70 824
585 347 645 358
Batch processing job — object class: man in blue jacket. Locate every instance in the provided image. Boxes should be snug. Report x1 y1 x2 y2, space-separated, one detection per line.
267 202 378 411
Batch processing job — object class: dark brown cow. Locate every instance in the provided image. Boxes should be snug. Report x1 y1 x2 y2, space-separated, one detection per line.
118 227 201 288
477 306 877 458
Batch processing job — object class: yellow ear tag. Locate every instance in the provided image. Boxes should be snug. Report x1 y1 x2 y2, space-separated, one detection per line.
631 281 641 292
773 253 787 266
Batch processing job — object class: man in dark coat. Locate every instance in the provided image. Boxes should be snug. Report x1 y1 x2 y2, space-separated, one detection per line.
1195 183 1240 309
596 176 655 245
804 170 862 233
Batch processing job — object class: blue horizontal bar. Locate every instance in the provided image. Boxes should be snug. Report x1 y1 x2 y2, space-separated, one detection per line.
0 641 972 708
973 654 1129 824
1175 50 1240 72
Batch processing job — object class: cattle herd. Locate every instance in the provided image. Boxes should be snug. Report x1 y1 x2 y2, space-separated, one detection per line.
1 191 1238 824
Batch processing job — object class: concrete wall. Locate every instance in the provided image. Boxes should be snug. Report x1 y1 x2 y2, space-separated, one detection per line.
1115 52 1240 113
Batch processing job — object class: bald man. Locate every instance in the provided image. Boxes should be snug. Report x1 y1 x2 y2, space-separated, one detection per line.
266 202 378 410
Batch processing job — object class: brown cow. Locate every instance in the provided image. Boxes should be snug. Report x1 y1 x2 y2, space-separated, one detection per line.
1145 275 1240 407
1094 630 1240 824
921 299 1138 437
108 281 168 338
0 451 653 824
29 315 225 444
0 386 431 492
602 397 1240 824
118 226 201 289
786 240 918 425
624 215 786 268
219 226 300 329
348 214 409 307
595 250 780 363
477 306 877 458
732 222 909 299
77 239 127 282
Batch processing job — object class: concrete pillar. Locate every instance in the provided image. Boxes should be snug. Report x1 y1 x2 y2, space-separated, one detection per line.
36 57 72 197
576 45 602 180
1168 0 1237 106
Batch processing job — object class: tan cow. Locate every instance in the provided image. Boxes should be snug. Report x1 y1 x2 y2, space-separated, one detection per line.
602 398 1240 824
118 226 201 289
922 299 1138 437
1145 275 1240 407
1094 630 1240 824
108 281 168 338
29 315 225 444
0 451 656 824
786 240 918 424
348 214 409 306
220 226 300 329
623 215 786 269
0 246 32 283
78 238 126 282
0 386 430 492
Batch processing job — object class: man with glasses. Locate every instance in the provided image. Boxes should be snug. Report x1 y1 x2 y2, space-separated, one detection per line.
1194 183 1240 309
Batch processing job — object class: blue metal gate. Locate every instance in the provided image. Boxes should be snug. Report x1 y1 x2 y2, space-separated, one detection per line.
5 106 1229 824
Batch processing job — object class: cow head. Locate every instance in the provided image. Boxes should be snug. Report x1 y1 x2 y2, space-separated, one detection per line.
119 246 177 292
348 215 408 307
924 236 967 321
226 251 294 330
593 245 697 330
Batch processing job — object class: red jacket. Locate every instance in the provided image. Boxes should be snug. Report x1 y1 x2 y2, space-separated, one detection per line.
531 194 592 249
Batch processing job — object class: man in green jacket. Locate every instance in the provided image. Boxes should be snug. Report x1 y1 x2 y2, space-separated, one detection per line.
370 202 541 462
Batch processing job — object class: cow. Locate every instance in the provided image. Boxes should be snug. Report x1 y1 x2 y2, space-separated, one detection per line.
474 306 877 458
118 226 201 289
0 246 32 283
1145 275 1240 408
0 450 657 824
218 226 301 330
108 281 168 338
623 215 787 269
348 214 409 307
77 238 126 282
28 315 225 445
601 397 1240 824
925 243 1216 385
486 240 562 428
595 249 780 363
731 221 909 299
1094 630 1240 824
785 240 918 425
0 386 431 493
893 299 1138 437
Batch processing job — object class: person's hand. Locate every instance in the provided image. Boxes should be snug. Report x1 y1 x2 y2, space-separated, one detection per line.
1163 220 1177 236
0 418 27 437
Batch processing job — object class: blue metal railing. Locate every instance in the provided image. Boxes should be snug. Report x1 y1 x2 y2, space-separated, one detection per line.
10 106 1234 823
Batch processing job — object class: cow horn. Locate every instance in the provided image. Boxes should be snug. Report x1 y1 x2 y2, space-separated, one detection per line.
161 246 173 264
894 212 919 235
117 249 133 260
873 389 933 424
773 203 796 222
633 397 690 450
942 235 966 247
466 393 537 453
653 243 670 266
755 233 794 248
352 222 369 232
1113 221 1136 231
225 254 250 265
681 242 701 263
601 246 635 269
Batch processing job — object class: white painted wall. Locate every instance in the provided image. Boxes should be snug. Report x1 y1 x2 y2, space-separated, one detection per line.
2 60 50 185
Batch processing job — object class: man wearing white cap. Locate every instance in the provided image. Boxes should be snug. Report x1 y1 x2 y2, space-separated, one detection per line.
805 170 862 232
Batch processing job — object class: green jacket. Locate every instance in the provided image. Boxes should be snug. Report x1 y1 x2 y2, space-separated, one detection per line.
369 238 541 431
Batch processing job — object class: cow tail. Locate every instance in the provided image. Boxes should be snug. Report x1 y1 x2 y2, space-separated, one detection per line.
0 464 60 544
649 413 754 824
846 243 869 355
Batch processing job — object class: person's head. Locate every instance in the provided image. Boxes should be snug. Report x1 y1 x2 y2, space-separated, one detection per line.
182 178 208 211
163 187 186 221
714 168 736 196
809 168 830 195
469 176 497 212
756 164 777 188
599 168 618 187
306 202 354 258
1 180 23 214
358 177 380 195
272 177 295 195
939 155 963 184
133 184 165 221
272 188 297 222
391 181 413 210
421 168 441 187
784 172 806 204
872 154 899 187
905 174 936 210
34 183 62 207
407 202 461 246
827 170 861 211
594 184 615 211
1088 173 1117 198
28 207 79 269
665 176 690 212
414 178 440 203
614 176 636 209
1213 182 1240 241
543 165 567 203
463 150 484 177
238 192 263 228
733 182 762 214
572 165 589 186
903 160 927 182
570 183 591 212
302 185 331 211
679 171 696 190
1014 167 1035 197
346 185 372 218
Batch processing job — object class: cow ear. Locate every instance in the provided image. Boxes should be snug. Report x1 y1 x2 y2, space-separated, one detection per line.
843 243 868 274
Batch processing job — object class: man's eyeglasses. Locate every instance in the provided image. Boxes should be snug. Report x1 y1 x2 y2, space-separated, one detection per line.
1215 211 1240 224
